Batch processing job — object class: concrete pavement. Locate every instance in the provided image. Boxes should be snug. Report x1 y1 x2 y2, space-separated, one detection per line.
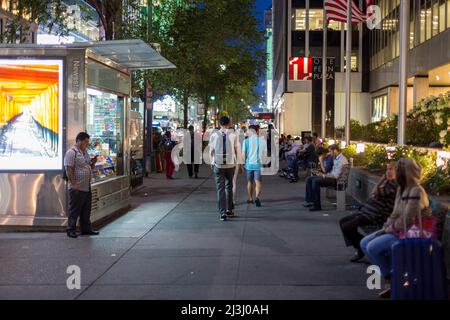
0 165 378 300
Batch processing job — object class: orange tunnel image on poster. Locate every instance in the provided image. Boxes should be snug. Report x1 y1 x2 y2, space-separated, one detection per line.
0 60 63 170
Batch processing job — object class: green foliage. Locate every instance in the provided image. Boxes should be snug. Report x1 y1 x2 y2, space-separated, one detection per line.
1 0 73 43
423 166 450 196
146 0 264 128
342 142 449 195
343 92 450 147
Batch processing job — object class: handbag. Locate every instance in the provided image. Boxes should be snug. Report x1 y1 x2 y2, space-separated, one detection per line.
398 207 438 240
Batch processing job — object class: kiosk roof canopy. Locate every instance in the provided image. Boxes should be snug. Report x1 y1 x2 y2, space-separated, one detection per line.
68 40 175 70
0 39 175 70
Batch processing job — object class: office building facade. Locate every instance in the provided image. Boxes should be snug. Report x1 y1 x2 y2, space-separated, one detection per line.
272 0 450 137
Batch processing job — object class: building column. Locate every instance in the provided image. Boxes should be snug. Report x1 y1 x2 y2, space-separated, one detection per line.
413 76 429 107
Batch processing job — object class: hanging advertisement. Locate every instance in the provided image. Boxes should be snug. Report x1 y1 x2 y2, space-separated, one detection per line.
0 59 64 171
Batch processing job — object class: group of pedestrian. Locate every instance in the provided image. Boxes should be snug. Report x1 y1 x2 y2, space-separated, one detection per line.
209 117 268 221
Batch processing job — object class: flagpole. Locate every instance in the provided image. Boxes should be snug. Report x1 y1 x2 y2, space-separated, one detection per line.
321 8 327 139
345 0 352 146
398 0 410 146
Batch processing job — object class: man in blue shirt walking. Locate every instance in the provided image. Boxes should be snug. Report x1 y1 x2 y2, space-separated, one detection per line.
242 125 267 207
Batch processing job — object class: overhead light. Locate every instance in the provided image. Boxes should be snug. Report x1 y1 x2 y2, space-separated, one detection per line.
436 76 440 81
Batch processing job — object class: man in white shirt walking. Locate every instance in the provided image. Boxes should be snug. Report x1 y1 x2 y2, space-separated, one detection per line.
209 116 241 221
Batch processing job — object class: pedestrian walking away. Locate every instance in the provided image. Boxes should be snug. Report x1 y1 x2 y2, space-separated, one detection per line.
209 116 241 221
185 125 200 178
243 124 266 207
161 130 176 179
64 132 100 238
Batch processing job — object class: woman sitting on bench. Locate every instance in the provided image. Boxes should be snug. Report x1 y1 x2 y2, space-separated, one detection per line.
339 162 397 263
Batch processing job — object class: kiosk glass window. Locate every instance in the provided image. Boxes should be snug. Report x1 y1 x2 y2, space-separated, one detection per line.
86 88 124 182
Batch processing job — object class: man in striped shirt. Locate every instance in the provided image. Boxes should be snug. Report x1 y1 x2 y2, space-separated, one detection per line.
339 162 397 262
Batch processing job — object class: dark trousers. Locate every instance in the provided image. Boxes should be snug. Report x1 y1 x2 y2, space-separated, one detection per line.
213 166 235 215
339 212 374 251
187 164 199 177
67 189 92 232
309 177 337 209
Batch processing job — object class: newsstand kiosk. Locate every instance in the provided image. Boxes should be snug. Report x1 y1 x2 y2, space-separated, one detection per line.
0 40 175 228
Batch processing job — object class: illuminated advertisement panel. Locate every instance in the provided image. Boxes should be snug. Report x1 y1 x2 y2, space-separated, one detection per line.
0 59 64 171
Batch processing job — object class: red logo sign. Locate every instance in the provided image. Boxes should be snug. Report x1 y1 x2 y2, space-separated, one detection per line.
289 57 312 81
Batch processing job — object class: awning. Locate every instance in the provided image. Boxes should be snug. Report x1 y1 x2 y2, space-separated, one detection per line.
68 39 176 70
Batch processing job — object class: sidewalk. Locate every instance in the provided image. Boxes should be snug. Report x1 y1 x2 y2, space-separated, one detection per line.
0 165 378 300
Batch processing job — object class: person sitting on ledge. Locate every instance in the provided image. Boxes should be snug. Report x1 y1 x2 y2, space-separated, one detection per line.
303 144 348 212
339 162 398 263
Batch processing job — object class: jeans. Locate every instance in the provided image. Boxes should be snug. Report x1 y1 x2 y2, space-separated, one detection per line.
287 155 299 179
67 189 92 233
340 212 377 251
305 176 321 203
213 166 235 216
360 231 399 277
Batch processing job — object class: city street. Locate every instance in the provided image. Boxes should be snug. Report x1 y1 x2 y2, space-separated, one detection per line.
0 165 378 300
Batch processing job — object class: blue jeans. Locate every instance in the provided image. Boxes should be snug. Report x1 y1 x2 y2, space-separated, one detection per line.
360 231 399 277
287 155 299 179
305 176 321 203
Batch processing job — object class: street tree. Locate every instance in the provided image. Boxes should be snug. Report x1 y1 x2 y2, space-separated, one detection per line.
1 0 72 43
147 0 264 130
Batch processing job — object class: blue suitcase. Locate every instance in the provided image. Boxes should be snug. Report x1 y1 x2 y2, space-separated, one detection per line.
391 238 448 300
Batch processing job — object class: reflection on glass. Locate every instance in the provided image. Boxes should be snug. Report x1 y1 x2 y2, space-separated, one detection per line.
86 88 124 182
372 95 388 122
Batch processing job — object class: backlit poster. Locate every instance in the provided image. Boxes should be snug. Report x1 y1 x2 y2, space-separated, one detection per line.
0 59 63 171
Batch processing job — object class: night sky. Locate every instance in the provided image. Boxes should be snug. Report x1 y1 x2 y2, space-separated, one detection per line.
253 0 272 105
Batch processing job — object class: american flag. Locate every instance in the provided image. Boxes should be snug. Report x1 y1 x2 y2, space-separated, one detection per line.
324 0 373 24
289 57 312 81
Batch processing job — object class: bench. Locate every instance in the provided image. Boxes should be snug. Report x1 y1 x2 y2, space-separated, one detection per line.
326 163 352 211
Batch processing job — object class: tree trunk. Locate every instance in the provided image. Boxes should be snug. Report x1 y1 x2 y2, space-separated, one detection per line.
203 99 209 133
183 93 189 128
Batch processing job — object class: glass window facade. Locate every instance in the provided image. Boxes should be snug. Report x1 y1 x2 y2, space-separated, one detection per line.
371 95 388 122
370 0 450 71
86 88 125 182
294 9 341 31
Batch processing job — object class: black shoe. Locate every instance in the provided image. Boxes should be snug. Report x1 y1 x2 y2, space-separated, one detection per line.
350 250 365 263
247 199 254 204
255 198 262 207
303 203 313 208
226 210 235 217
289 179 298 183
194 174 198 179
81 230 100 236
67 231 78 238
220 214 227 221
309 207 322 212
